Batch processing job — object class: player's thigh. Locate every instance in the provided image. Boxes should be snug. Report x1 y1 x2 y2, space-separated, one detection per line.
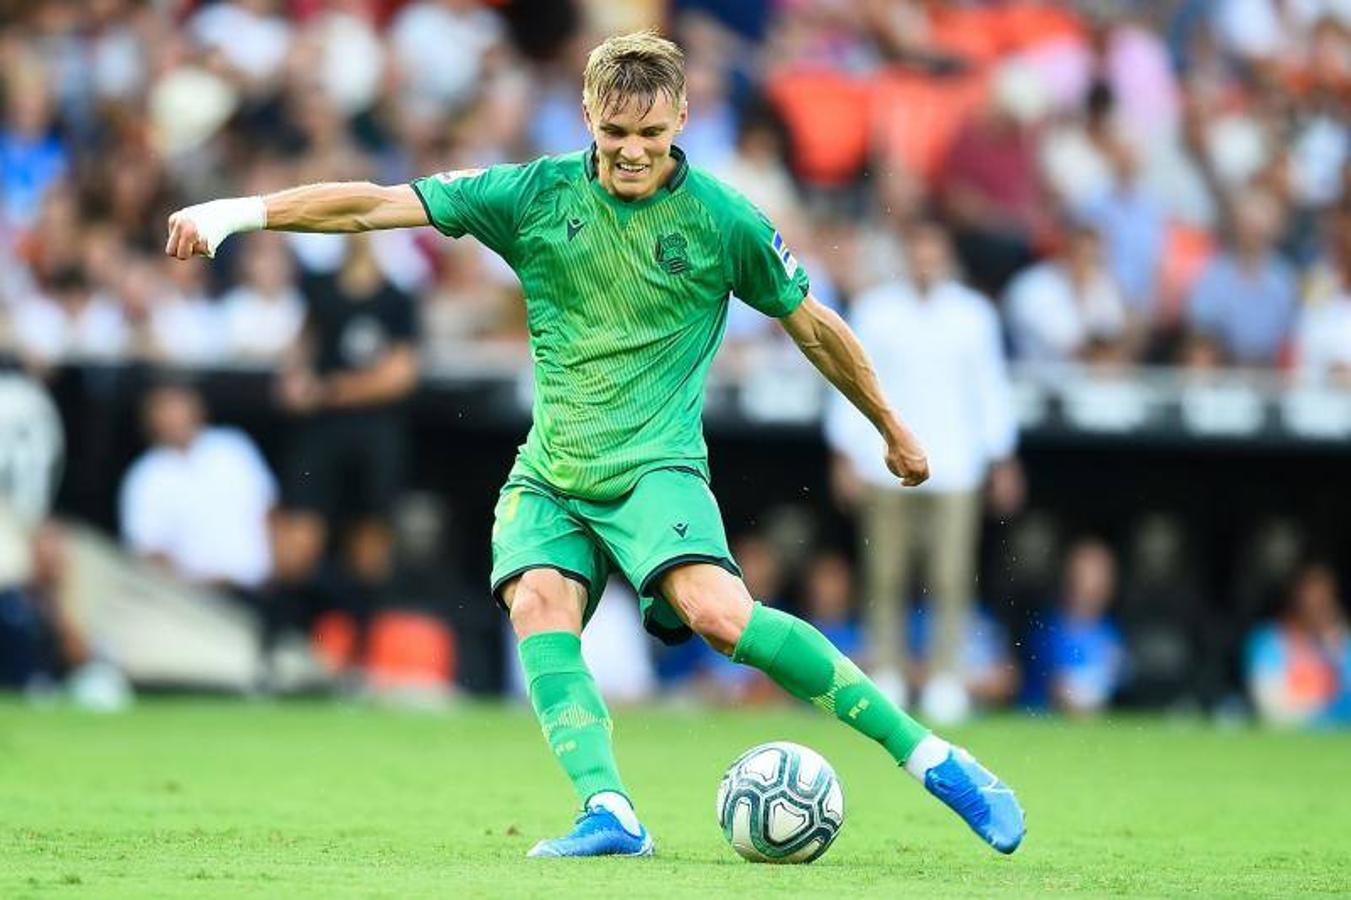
490 477 609 630
586 467 742 645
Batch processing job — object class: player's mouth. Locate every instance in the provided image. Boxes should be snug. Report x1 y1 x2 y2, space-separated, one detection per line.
614 160 649 180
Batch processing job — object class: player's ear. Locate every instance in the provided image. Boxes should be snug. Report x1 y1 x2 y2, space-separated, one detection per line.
582 102 595 134
676 99 689 133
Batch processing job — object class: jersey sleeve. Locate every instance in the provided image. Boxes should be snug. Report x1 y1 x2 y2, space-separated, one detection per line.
724 197 810 318
410 162 540 259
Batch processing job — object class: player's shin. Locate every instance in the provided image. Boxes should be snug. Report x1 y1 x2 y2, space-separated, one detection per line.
518 631 630 805
730 601 929 765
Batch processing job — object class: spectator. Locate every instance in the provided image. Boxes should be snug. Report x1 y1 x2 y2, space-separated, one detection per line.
10 263 129 371
271 232 419 681
148 257 225 366
1004 222 1131 366
801 549 860 659
1079 137 1168 321
118 380 278 595
1025 538 1128 716
1185 188 1299 366
939 61 1052 296
219 233 306 364
388 0 505 114
0 62 67 232
1294 209 1351 384
0 375 92 696
826 222 1022 723
907 603 1019 715
1245 562 1350 728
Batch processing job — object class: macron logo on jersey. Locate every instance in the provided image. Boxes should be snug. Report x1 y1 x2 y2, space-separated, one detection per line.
772 231 799 278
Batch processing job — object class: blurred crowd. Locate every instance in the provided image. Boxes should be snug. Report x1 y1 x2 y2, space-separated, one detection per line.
0 0 1348 724
0 0 1347 377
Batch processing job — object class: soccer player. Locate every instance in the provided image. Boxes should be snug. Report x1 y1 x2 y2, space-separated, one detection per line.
164 31 1025 859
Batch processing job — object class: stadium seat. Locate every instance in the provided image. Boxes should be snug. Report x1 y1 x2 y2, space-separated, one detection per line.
363 610 456 690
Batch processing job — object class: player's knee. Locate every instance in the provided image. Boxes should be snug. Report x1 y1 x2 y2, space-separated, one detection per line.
683 594 751 656
506 571 582 638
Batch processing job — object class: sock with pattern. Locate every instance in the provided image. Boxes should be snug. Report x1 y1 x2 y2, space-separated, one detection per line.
519 631 631 805
732 601 931 765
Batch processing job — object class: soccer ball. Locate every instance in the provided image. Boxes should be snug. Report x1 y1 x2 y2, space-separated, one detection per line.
716 741 845 863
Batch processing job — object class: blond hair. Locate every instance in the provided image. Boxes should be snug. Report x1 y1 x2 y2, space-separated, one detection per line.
582 30 686 118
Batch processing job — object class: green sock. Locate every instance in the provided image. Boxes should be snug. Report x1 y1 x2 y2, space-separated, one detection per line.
732 601 929 764
518 631 628 804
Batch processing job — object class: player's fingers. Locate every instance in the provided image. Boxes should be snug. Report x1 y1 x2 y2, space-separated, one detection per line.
176 228 199 260
169 224 188 259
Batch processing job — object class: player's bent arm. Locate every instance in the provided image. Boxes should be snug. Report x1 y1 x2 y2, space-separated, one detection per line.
781 295 903 438
165 183 428 260
780 294 930 486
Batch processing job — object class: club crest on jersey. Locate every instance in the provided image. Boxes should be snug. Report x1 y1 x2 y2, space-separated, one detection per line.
654 232 691 275
771 231 799 277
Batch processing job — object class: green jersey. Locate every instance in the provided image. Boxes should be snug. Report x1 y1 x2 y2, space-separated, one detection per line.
411 146 809 500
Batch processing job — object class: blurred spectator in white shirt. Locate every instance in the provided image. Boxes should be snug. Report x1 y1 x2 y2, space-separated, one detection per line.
119 381 277 592
220 233 305 364
11 264 129 370
826 222 1022 723
1005 223 1131 366
388 0 504 114
1294 210 1351 384
149 257 224 366
189 0 292 92
298 0 386 118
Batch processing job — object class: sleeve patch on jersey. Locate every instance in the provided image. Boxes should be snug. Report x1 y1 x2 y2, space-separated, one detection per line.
432 168 484 184
772 231 800 278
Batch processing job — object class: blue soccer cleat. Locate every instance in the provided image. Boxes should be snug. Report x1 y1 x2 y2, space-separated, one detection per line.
923 747 1026 854
526 808 655 859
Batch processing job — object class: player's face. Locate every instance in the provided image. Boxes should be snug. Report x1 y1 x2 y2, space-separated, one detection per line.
585 92 687 201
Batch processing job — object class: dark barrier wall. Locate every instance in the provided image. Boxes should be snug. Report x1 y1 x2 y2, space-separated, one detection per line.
36 363 1351 701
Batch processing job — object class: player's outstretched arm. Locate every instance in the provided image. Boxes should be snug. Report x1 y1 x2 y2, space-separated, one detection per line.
780 294 930 487
165 182 428 260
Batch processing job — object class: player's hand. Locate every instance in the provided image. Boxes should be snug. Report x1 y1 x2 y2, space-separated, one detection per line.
165 196 266 260
883 425 929 487
165 208 212 260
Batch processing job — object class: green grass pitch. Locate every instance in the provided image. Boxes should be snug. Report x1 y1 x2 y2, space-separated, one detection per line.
1 699 1347 898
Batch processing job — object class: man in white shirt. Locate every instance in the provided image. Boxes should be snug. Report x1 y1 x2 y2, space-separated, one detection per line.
119 381 277 593
826 223 1022 722
1003 223 1130 366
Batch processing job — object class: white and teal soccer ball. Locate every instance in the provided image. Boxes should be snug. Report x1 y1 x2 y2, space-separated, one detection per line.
716 741 845 863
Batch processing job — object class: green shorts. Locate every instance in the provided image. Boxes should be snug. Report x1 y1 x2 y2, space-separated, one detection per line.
490 466 740 644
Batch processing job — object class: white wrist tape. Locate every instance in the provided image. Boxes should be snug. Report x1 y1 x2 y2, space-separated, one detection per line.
180 195 267 257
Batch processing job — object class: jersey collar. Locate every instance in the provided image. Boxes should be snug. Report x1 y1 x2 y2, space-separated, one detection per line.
585 143 689 202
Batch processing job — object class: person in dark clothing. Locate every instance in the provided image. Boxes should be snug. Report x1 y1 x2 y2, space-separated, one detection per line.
272 232 419 679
